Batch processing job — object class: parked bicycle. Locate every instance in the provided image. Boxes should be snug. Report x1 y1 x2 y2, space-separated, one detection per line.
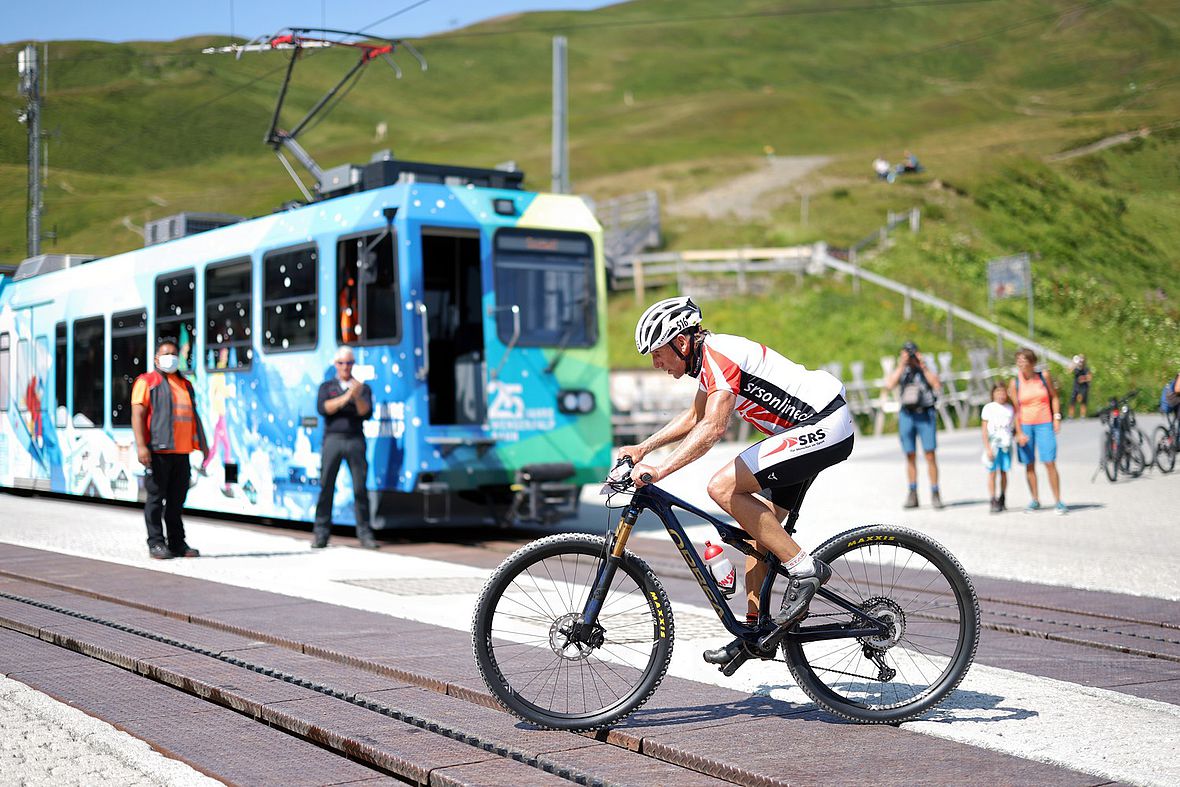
472 460 980 730
1098 390 1151 482
1154 407 1178 474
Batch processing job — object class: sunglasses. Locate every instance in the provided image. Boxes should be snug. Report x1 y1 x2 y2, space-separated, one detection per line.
335 361 354 366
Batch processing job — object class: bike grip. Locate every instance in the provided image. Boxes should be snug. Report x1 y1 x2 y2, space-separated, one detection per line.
639 473 653 484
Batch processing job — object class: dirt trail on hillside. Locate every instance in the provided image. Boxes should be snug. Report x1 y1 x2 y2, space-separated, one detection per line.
667 155 831 220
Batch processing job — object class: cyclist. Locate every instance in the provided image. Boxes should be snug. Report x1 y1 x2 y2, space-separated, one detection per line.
621 296 855 666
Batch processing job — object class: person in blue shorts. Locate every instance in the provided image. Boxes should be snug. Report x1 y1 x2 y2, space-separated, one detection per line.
981 383 1015 513
1008 348 1066 514
884 341 943 509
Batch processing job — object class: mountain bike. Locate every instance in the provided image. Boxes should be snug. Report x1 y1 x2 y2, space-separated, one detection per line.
1098 391 1150 482
1153 408 1178 474
472 461 980 730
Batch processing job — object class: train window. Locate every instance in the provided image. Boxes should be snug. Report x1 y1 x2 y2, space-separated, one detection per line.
111 309 148 426
263 244 318 352
205 258 253 370
155 270 196 372
72 316 105 427
16 339 29 412
337 231 399 344
55 322 67 415
493 229 596 348
0 333 9 412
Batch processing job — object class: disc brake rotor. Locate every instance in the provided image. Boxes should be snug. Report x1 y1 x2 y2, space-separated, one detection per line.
549 612 603 661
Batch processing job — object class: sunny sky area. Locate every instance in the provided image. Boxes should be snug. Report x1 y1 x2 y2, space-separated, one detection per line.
3 1 614 43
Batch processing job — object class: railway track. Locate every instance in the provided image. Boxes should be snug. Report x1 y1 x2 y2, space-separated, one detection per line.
0 573 751 787
0 541 1133 786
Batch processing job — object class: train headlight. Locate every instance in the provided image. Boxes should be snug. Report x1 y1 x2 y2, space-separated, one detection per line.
558 389 595 414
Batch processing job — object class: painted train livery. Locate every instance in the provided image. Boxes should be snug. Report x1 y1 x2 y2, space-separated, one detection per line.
0 159 612 528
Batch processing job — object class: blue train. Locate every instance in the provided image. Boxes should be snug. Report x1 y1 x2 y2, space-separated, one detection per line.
0 159 612 528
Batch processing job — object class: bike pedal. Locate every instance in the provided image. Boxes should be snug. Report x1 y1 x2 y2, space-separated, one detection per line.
720 650 750 677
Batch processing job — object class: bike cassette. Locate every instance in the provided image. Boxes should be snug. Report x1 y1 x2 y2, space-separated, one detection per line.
549 613 604 661
857 596 906 651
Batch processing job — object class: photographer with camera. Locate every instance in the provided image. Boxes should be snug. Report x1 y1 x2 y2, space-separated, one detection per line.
884 341 943 509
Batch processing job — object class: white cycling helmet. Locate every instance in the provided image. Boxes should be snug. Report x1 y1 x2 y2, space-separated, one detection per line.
634 296 702 354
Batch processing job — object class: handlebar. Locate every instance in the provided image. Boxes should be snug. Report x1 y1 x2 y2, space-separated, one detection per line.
603 455 653 493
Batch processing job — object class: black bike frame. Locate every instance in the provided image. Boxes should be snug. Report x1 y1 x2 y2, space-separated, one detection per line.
580 483 888 646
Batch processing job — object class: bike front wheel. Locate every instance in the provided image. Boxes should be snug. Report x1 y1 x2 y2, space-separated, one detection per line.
783 525 980 724
472 533 674 731
1103 433 1119 482
1155 426 1176 473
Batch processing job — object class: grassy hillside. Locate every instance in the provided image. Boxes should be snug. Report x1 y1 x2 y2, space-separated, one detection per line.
2 0 1178 401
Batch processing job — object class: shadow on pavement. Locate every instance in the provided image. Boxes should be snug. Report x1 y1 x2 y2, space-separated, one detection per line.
1058 503 1105 512
910 686 1040 724
562 684 1037 730
938 498 991 509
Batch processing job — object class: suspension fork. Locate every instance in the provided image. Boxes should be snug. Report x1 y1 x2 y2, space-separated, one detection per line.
579 504 640 629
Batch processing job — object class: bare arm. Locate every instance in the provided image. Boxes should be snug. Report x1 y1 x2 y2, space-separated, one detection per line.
131 404 150 465
1045 371 1061 430
640 390 735 483
921 360 942 392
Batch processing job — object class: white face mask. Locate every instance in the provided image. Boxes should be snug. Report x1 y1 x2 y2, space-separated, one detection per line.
156 354 179 374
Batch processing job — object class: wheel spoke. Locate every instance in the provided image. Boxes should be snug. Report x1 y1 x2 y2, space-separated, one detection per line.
474 538 670 728
787 529 977 719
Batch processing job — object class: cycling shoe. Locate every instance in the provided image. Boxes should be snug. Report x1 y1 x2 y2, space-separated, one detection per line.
772 559 832 628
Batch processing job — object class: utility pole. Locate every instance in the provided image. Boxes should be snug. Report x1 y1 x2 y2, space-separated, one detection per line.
18 44 42 258
551 36 569 194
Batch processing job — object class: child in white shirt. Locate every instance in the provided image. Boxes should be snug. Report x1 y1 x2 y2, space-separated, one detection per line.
981 383 1015 513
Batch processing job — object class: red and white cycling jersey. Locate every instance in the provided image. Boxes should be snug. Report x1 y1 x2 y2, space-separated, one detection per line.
697 333 844 436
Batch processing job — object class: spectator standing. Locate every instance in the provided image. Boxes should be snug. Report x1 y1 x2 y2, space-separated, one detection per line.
1008 348 1066 515
1068 354 1092 419
314 346 378 549
981 383 1015 513
130 338 208 560
884 341 943 509
1165 371 1180 412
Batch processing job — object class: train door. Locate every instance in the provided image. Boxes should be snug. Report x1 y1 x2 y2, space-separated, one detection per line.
419 228 486 428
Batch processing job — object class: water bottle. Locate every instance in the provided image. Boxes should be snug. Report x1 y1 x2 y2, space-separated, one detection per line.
703 541 736 597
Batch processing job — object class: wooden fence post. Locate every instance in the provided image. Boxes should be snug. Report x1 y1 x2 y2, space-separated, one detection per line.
633 257 645 304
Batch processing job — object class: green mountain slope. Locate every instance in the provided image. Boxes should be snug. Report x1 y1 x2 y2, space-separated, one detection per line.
2 0 1178 400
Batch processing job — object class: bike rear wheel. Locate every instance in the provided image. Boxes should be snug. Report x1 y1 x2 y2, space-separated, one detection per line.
1155 426 1176 474
472 533 673 731
1126 428 1150 477
783 525 979 724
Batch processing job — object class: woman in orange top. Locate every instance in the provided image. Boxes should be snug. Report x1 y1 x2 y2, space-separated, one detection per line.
1006 347 1066 514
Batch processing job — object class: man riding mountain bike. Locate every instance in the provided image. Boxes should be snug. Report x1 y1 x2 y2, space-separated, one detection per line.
621 296 856 665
